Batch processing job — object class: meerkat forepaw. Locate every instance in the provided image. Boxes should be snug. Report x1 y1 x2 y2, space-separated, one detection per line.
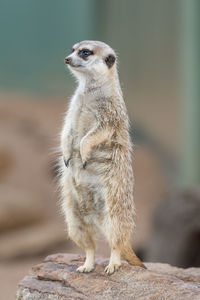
76 264 94 273
63 156 70 167
104 263 121 275
80 138 91 166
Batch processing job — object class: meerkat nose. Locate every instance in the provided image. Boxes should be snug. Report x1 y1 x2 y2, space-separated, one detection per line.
65 57 72 65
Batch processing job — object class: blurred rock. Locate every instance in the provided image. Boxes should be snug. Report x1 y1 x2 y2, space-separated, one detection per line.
16 253 200 300
0 148 13 179
0 185 45 233
133 146 166 248
0 222 67 261
144 187 200 267
0 98 63 227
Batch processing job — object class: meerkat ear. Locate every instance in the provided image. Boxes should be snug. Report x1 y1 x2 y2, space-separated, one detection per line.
105 54 116 68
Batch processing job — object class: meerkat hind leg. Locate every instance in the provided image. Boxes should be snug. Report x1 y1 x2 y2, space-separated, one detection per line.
74 230 95 273
76 247 95 273
67 215 95 272
104 246 121 275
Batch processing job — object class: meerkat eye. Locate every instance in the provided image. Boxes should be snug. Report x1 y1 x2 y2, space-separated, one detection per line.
78 49 94 59
71 48 75 53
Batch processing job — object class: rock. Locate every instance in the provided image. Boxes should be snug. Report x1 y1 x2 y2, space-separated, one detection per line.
144 187 200 268
16 253 200 300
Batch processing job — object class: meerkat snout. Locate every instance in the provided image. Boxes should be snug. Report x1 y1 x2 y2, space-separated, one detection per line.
65 57 72 65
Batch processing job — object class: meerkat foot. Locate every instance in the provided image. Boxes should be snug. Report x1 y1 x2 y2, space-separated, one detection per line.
76 248 95 273
76 263 95 273
104 263 121 275
105 248 121 275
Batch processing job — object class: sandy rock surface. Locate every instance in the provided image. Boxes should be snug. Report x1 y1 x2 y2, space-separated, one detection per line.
16 253 200 300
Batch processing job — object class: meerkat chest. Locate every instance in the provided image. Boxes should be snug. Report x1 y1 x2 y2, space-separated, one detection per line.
71 94 96 145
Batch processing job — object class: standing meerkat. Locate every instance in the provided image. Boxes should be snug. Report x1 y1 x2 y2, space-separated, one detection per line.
60 40 146 275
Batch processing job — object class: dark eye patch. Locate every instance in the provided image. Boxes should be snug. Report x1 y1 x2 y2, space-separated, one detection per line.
71 48 75 53
105 54 116 68
78 48 94 59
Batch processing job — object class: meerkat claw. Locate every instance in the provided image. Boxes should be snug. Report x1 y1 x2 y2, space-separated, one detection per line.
104 263 121 275
63 157 70 167
83 161 87 169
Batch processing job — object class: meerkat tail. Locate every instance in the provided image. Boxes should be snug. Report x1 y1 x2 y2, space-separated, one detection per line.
122 245 146 269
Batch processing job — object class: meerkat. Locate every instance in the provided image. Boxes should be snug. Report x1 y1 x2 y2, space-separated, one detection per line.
60 40 146 275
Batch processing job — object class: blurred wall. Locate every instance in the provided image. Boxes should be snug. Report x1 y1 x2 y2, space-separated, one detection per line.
0 0 98 94
0 0 179 102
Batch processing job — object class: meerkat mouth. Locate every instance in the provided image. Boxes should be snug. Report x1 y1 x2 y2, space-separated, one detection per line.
67 63 83 69
69 64 82 68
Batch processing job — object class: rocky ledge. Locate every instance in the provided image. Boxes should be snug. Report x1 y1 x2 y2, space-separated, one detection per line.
16 253 200 300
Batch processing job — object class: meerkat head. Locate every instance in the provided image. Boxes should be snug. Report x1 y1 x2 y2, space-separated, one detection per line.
64 40 117 79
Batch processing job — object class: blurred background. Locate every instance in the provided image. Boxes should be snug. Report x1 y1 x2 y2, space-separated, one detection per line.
0 0 200 299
